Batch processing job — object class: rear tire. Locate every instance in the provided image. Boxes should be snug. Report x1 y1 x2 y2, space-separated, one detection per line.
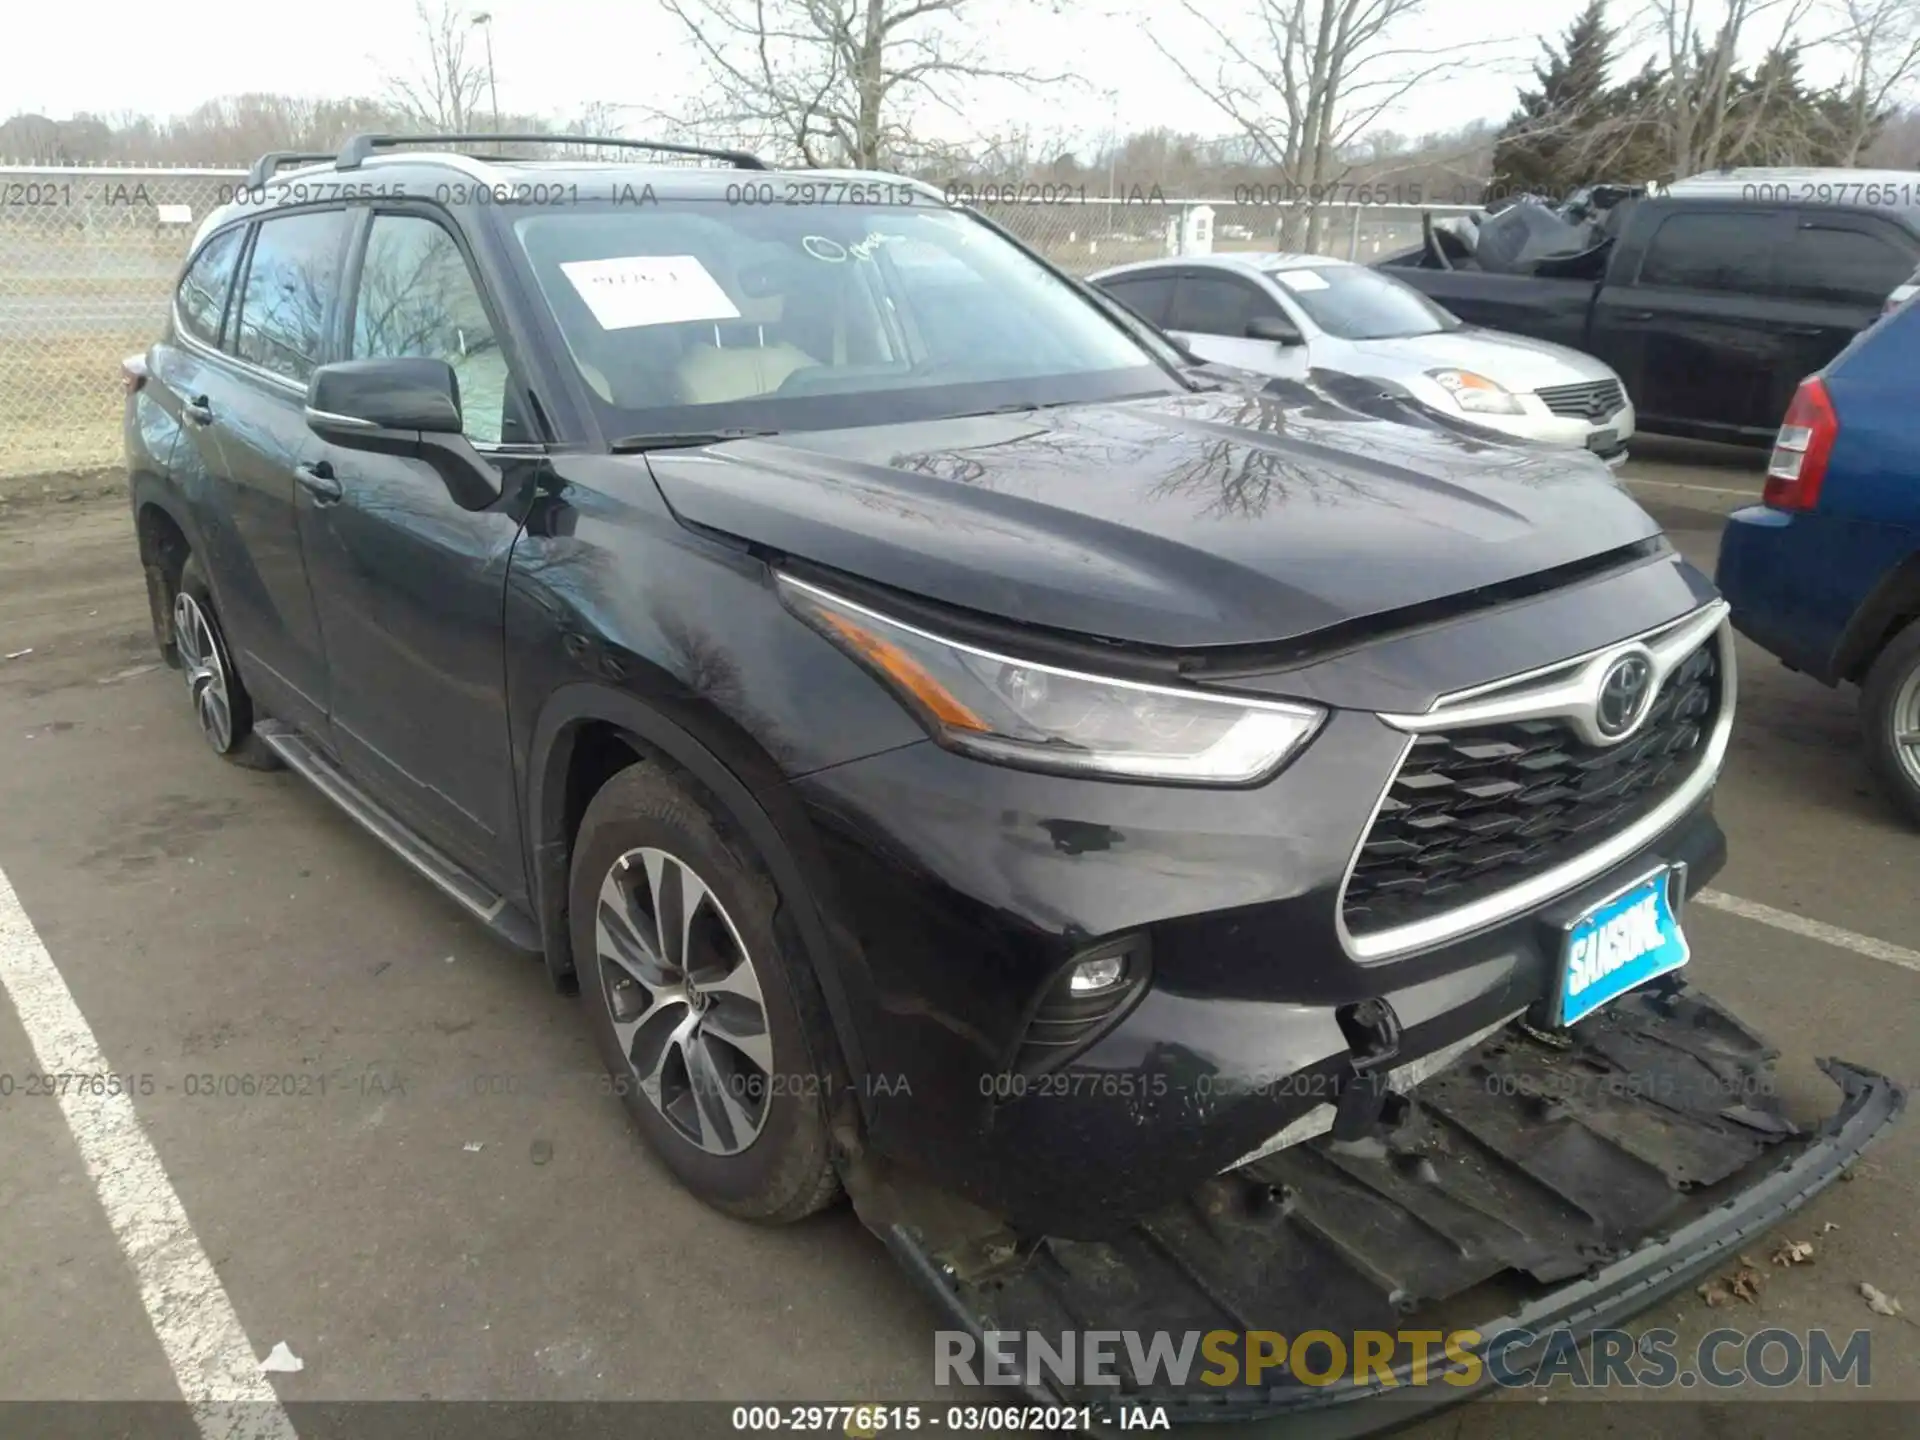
1860 619 1920 828
173 558 279 770
570 761 843 1223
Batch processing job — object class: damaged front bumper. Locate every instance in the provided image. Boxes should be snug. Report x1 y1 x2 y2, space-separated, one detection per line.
870 987 1904 1435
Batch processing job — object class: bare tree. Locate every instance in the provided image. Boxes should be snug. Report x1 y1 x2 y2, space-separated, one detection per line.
1824 0 1920 162
1630 0 1819 175
1147 1 1499 251
655 0 1069 170
384 0 493 133
1864 103 1920 166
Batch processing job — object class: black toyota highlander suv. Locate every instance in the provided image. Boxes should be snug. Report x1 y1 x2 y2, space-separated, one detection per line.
125 135 1900 1427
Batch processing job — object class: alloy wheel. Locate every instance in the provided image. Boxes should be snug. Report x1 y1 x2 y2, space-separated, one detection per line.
173 591 233 752
594 846 775 1156
1893 663 1920 791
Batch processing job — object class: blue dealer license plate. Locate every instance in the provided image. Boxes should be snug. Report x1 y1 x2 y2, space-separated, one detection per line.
1557 869 1689 1026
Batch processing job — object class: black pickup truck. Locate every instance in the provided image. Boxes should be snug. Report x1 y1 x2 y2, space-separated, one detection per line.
1380 171 1920 446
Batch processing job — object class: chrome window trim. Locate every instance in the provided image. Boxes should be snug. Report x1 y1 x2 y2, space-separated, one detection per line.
178 195 548 449
188 327 548 454
172 217 325 396
170 223 251 354
1337 602 1737 963
173 321 308 397
174 204 363 393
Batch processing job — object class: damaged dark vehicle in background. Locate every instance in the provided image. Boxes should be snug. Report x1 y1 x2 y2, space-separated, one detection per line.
123 137 1905 1432
1381 169 1920 447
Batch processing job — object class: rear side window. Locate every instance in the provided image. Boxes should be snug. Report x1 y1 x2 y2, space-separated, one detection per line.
1167 275 1279 336
231 210 351 384
1638 212 1776 292
1100 274 1176 327
1768 223 1917 308
350 213 519 445
175 228 244 348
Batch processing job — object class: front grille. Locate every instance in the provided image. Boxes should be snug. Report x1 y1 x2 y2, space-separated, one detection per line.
1535 378 1626 420
1342 638 1721 939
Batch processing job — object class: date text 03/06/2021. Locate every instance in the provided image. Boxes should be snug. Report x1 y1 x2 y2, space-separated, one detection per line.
731 1406 1101 1434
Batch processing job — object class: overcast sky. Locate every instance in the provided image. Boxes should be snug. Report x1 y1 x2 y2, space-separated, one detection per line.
7 0 1874 155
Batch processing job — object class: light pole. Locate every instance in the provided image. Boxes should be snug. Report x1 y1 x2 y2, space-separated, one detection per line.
1105 89 1120 246
471 11 500 131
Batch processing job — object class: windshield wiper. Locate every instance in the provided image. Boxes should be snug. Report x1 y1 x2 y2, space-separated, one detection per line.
609 428 779 453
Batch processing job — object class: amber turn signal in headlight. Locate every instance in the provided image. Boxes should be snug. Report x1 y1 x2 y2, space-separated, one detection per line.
778 573 1324 785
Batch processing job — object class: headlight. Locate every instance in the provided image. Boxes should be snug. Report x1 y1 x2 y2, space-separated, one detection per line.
1427 369 1526 415
778 575 1324 784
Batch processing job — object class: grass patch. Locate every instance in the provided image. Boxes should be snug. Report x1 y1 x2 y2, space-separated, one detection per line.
0 335 145 479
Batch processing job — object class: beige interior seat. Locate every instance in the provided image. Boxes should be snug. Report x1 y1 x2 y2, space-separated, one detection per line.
675 337 818 404
673 263 820 404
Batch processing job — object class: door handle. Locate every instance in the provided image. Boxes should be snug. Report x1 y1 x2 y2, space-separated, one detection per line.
183 395 213 426
1613 309 1657 322
1778 324 1825 337
294 461 342 503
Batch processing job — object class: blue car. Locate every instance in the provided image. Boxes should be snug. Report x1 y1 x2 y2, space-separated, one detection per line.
1716 291 1920 824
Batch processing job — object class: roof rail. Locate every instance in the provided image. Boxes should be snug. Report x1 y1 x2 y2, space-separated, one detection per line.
246 151 339 189
334 133 767 172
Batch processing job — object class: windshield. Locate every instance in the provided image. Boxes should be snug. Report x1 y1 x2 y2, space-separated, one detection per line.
510 201 1177 435
1265 264 1461 341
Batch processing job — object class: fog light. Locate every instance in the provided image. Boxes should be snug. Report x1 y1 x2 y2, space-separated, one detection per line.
1011 936 1151 1075
1068 954 1127 993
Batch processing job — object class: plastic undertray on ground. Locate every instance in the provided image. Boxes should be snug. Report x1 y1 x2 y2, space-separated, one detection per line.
871 987 1905 1436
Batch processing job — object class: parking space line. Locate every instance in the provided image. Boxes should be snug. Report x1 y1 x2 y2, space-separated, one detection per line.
0 863 298 1440
1698 888 1920 975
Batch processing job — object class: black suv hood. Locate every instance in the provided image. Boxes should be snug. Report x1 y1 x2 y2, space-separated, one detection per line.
645 385 1660 649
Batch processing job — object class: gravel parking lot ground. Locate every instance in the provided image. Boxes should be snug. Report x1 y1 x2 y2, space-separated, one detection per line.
0 441 1914 1438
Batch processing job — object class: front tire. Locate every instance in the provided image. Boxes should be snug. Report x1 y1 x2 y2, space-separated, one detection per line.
570 762 843 1223
1861 620 1920 828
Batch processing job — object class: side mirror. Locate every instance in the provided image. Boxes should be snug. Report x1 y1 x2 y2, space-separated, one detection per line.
305 358 499 510
1246 315 1304 345
307 356 463 435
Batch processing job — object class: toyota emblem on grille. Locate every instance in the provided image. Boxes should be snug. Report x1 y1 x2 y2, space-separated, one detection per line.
1595 652 1655 738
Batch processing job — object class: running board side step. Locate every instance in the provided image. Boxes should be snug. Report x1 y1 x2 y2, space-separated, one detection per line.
254 720 543 953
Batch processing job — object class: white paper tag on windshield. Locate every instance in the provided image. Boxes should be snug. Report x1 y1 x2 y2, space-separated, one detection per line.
560 255 742 330
1273 269 1330 292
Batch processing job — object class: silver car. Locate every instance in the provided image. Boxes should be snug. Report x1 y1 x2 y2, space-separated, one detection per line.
1092 253 1635 466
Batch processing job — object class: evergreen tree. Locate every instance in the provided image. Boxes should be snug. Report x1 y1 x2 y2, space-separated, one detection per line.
1707 46 1874 169
1492 0 1617 195
1591 59 1669 184
1734 46 1875 166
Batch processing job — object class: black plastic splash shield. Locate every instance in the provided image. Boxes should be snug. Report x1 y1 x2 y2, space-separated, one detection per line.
882 988 1904 1436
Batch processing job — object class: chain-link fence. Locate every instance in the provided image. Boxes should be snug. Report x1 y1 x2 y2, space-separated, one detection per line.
0 167 243 480
0 163 1479 481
